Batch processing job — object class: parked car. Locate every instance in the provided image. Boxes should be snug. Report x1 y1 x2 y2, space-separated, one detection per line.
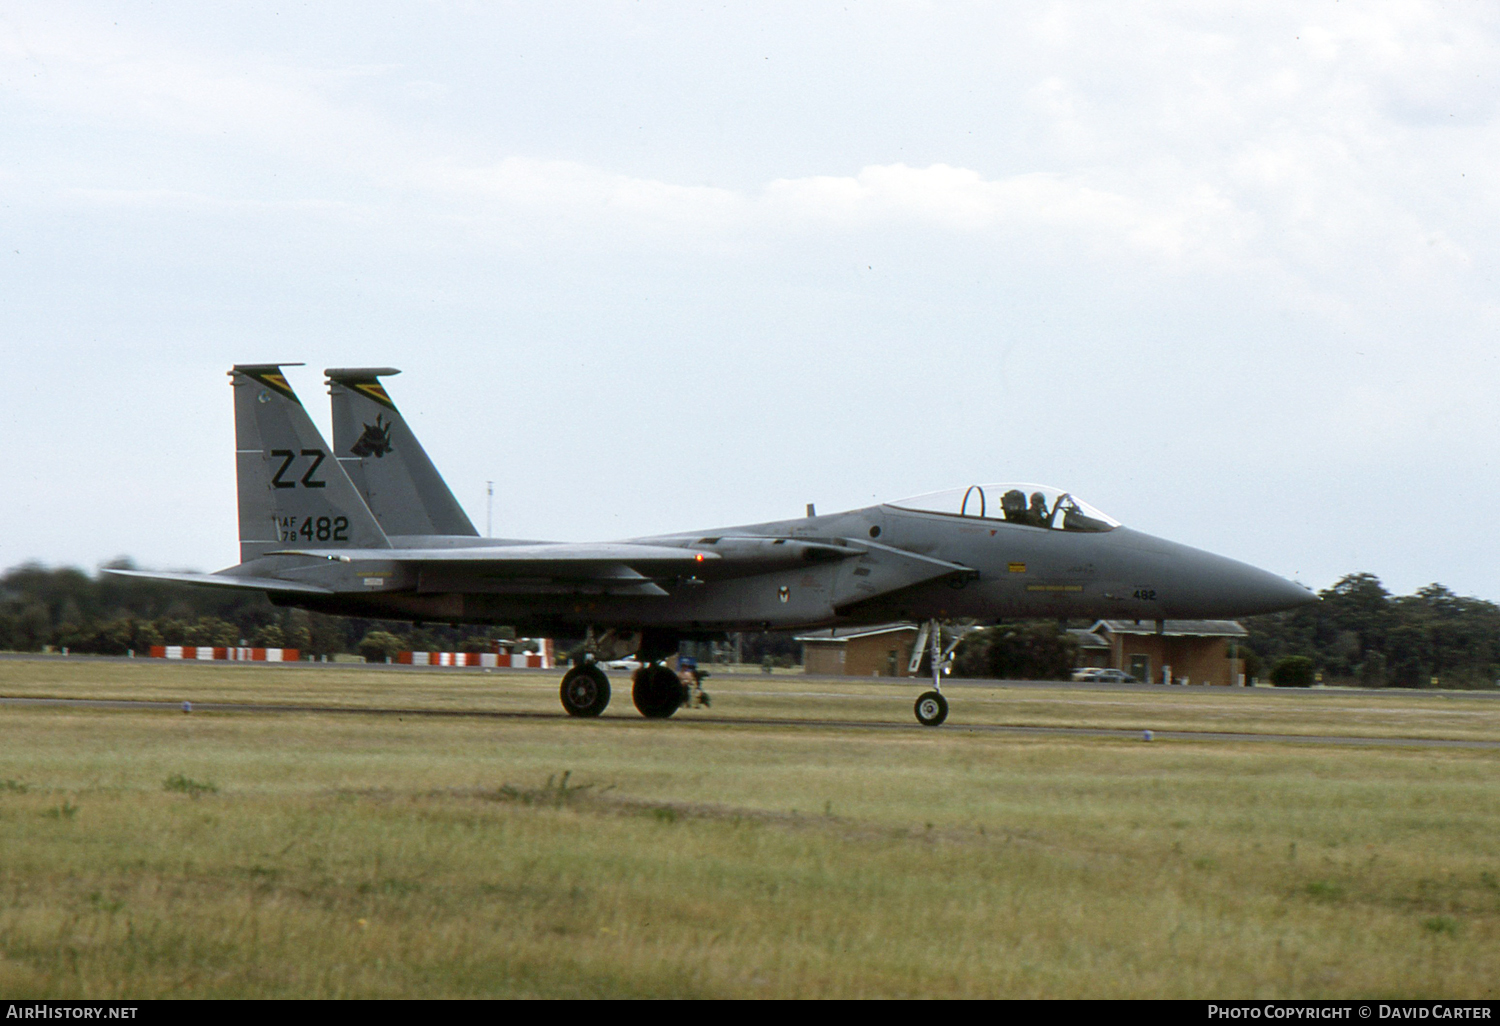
601 658 641 671
1090 669 1139 684
1070 667 1103 682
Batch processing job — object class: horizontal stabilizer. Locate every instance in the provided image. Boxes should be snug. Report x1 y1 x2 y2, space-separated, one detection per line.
102 568 334 595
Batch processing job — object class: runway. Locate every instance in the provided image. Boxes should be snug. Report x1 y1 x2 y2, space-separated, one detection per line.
6 652 1500 699
5 695 1497 749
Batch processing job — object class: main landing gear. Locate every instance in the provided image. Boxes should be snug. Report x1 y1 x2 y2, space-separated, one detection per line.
559 662 610 717
559 661 687 720
632 664 687 719
559 628 693 720
914 617 949 727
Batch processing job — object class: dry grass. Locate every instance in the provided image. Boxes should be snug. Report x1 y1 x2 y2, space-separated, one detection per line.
0 660 1497 997
5 658 1500 740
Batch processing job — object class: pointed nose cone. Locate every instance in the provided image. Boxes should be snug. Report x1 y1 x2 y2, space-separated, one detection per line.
1222 564 1319 616
1109 529 1318 618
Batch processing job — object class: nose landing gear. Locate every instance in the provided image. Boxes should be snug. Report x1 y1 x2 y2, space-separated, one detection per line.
913 617 949 726
914 690 948 726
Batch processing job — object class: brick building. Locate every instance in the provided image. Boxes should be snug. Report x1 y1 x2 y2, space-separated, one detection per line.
1082 619 1248 686
797 623 920 677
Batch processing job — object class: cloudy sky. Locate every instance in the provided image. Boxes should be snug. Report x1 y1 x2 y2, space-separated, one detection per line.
3 1 1497 599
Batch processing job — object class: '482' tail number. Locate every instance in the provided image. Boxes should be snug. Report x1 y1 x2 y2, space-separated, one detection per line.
277 515 349 542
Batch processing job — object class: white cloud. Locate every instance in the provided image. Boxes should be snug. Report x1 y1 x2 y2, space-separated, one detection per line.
416 156 1257 271
0 12 401 173
7 2 1497 293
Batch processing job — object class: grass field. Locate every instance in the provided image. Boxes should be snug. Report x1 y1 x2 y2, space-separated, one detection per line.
1 659 1497 998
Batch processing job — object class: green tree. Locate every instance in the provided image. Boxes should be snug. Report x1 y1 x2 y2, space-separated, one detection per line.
306 613 346 658
1246 573 1500 690
282 610 312 656
15 603 51 651
185 617 239 647
951 622 1078 680
358 631 405 663
250 624 285 648
133 620 164 652
1357 650 1387 687
1270 655 1315 687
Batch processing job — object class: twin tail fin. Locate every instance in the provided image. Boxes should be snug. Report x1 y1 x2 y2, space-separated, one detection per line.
232 365 391 562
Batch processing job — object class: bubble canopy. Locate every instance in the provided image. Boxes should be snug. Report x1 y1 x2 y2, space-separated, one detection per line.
886 484 1121 533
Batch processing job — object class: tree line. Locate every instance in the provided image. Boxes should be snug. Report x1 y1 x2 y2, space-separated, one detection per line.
0 561 514 660
948 572 1500 687
1242 572 1500 688
0 561 858 668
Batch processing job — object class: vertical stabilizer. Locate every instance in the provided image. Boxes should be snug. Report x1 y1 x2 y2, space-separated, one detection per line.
326 368 478 537
232 365 390 562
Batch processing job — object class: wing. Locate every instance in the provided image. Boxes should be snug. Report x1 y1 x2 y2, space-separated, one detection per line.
270 535 973 602
265 541 720 565
267 537 857 576
102 568 334 595
262 541 717 597
117 536 973 604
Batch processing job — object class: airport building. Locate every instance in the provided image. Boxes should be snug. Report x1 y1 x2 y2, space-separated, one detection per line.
800 619 1248 685
1075 619 1249 686
797 623 921 677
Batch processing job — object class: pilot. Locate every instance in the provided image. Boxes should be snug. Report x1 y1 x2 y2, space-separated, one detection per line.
1028 492 1051 528
1001 489 1028 523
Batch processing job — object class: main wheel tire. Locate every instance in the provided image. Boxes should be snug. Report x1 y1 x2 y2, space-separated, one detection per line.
633 664 686 719
914 690 948 726
560 664 611 717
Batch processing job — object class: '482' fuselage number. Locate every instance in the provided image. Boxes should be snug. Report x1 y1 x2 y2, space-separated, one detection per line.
277 515 348 542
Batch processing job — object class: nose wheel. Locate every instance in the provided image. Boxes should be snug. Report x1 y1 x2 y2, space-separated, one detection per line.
915 691 948 726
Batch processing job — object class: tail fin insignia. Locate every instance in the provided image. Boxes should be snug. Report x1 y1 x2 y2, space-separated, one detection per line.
352 381 396 409
349 415 394 458
235 364 304 405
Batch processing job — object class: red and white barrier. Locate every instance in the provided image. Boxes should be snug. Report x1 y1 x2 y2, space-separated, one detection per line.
144 640 555 668
397 649 551 669
149 646 300 662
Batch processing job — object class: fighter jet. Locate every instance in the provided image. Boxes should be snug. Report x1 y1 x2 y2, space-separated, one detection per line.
108 364 1317 726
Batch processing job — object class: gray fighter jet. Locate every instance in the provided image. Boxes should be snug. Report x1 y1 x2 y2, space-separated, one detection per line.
108 364 1316 726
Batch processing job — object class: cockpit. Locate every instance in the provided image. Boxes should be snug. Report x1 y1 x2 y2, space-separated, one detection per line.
886 483 1121 533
